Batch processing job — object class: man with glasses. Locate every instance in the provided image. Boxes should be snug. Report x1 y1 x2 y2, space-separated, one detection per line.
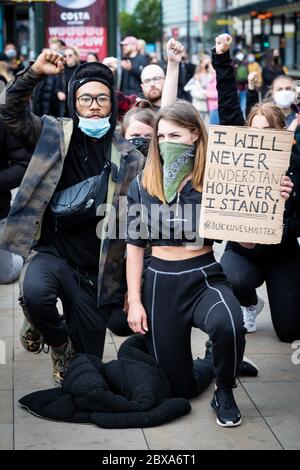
0 50 144 386
140 64 166 111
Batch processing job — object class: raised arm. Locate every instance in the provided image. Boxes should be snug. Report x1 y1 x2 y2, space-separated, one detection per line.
0 50 65 153
161 38 185 108
212 34 245 126
246 72 259 118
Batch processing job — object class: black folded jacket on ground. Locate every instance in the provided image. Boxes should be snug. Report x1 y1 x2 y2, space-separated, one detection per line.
19 335 215 428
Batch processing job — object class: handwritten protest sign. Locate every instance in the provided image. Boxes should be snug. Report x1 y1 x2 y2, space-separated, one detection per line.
199 125 294 244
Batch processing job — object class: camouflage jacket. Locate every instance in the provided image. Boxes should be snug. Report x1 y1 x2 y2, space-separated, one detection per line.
0 66 144 306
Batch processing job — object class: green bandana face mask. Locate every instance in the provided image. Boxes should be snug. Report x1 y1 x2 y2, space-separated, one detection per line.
159 141 195 203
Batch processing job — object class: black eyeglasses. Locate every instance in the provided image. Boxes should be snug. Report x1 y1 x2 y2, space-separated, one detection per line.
77 94 111 107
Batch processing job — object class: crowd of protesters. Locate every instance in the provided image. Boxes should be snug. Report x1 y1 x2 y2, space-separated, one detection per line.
0 32 299 429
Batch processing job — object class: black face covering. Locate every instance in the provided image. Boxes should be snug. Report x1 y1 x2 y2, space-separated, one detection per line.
128 137 151 157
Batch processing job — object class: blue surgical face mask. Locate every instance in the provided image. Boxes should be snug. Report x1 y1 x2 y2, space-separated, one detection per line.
78 115 111 139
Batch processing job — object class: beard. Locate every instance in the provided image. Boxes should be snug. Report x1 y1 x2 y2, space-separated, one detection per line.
144 87 162 103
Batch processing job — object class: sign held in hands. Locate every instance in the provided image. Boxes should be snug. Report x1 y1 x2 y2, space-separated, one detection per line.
199 125 294 244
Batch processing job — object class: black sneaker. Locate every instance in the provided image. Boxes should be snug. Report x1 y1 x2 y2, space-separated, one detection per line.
211 388 242 427
239 357 259 377
205 340 258 378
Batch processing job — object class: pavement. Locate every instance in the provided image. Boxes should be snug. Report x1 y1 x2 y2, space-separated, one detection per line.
1 244 300 450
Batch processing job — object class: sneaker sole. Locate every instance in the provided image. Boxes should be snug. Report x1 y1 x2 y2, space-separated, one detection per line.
243 356 259 373
245 298 265 333
216 417 242 427
246 325 257 333
211 400 242 427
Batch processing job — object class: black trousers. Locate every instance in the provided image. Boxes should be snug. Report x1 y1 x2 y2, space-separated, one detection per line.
221 241 300 343
142 252 246 399
19 250 128 357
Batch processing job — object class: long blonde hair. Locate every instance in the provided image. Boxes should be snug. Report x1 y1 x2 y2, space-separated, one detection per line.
143 101 208 203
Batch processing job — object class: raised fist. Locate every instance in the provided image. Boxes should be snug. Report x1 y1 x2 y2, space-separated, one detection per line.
248 71 258 90
166 38 185 63
31 50 66 76
215 34 232 54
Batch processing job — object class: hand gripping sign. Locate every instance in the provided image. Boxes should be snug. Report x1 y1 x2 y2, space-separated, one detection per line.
199 125 294 244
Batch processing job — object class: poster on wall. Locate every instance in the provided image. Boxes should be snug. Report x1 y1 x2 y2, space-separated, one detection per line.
45 0 108 61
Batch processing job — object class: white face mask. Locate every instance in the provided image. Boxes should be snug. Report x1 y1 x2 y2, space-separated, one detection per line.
274 90 295 109
235 52 244 62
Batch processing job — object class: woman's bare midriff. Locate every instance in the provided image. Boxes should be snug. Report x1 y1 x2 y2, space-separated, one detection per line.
152 245 213 261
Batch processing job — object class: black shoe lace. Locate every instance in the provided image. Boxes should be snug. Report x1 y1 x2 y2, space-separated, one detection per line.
35 341 50 354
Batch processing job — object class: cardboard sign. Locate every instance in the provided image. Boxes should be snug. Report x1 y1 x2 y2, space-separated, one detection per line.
199 125 294 244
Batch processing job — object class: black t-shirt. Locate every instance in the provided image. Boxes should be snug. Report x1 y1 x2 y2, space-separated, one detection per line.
38 129 110 273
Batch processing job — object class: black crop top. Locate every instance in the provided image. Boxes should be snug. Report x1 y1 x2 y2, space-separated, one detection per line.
126 173 218 248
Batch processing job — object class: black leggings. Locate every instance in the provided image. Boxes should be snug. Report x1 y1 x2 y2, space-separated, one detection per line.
142 252 246 399
19 250 128 357
221 242 300 343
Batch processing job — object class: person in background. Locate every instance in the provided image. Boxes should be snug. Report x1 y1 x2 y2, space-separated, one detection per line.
120 36 148 96
140 64 166 111
205 70 219 124
56 47 81 116
86 52 99 63
177 52 196 102
233 49 248 116
247 72 299 128
184 57 212 125
247 53 262 89
49 38 66 54
0 53 11 86
0 121 31 284
212 34 298 342
262 49 285 98
4 44 23 76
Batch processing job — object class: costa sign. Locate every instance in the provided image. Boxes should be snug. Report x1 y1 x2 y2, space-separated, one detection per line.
45 0 108 61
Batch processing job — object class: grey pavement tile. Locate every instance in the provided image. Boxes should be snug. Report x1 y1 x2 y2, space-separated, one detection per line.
14 359 54 390
15 419 148 450
143 416 282 450
0 297 14 311
0 366 13 391
0 318 13 337
265 416 300 450
0 309 13 319
240 354 300 383
242 381 300 417
0 391 13 424
0 425 13 450
103 341 117 357
244 330 292 354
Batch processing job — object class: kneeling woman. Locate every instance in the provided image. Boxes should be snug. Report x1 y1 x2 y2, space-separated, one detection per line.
126 101 246 428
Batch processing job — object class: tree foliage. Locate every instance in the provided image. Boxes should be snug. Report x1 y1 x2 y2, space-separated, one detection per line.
120 0 162 43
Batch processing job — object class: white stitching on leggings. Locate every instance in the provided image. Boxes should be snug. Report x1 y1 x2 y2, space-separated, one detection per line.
204 301 223 327
148 261 217 276
200 267 238 380
151 272 159 364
